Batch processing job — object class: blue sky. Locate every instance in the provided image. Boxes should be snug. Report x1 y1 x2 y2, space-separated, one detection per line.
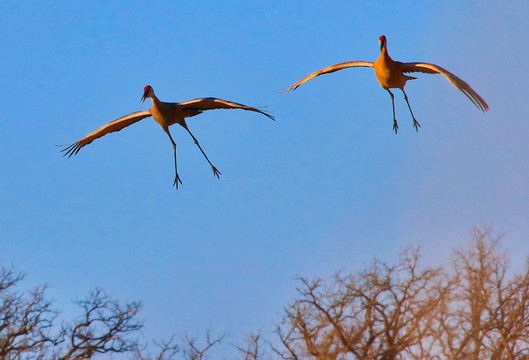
1 0 528 353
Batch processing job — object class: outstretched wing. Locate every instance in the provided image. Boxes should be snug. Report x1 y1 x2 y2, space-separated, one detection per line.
281 61 373 93
60 110 152 157
399 62 489 112
179 97 275 121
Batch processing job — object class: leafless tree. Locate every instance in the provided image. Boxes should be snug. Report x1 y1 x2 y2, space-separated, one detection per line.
274 247 451 360
0 266 62 360
434 226 529 360
0 268 188 360
56 287 143 360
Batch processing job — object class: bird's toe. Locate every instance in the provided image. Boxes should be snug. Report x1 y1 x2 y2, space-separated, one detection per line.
173 175 183 189
393 121 399 134
212 166 221 179
413 119 421 132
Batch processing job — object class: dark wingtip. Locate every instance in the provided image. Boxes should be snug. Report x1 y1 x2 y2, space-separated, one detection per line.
252 104 276 121
59 142 82 158
259 109 276 121
479 99 489 112
261 112 275 121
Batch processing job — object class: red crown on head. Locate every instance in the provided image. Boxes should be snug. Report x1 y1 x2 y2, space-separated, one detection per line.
144 85 151 92
379 35 386 42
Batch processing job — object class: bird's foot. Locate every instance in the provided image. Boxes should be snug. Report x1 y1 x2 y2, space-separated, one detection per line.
413 119 421 132
393 120 399 134
212 166 221 179
173 174 183 189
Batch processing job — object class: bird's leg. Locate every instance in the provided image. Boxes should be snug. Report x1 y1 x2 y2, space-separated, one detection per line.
402 89 421 132
182 124 221 179
171 144 183 188
387 89 398 133
165 129 183 189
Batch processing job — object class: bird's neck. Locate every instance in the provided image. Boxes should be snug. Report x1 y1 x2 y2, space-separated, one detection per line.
382 46 391 58
150 94 162 108
150 94 173 118
377 46 393 64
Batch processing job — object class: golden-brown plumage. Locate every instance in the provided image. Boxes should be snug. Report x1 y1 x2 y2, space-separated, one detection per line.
61 86 274 188
282 35 488 133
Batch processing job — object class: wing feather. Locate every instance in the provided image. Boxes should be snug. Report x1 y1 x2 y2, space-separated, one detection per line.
400 62 489 112
179 97 275 121
281 61 373 93
60 110 152 157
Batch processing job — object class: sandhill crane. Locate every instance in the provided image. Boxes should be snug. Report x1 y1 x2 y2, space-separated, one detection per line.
282 35 488 133
61 85 275 188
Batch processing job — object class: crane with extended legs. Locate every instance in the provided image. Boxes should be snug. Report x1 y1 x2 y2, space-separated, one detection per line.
61 85 274 188
282 35 488 133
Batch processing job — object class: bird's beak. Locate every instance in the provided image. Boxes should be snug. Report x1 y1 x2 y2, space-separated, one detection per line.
141 90 148 104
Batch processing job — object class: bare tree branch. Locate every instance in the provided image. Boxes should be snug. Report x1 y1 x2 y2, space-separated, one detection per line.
134 336 180 360
181 330 226 360
234 332 265 360
57 288 142 360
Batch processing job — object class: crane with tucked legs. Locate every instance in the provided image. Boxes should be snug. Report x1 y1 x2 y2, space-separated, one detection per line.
282 35 488 133
61 85 275 188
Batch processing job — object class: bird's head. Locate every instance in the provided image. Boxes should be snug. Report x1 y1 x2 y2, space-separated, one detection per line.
379 35 387 50
141 85 153 103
